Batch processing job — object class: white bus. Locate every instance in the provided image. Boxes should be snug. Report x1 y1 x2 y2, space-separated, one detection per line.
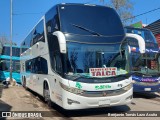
20 3 133 110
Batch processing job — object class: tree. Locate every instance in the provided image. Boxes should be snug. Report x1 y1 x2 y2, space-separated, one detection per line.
100 0 134 25
0 35 17 45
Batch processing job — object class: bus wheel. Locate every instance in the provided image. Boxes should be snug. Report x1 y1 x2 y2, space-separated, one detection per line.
44 83 52 107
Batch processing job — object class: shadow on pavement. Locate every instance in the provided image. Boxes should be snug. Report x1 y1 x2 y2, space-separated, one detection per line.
27 87 131 118
50 104 131 117
0 82 12 120
133 92 160 99
0 100 12 120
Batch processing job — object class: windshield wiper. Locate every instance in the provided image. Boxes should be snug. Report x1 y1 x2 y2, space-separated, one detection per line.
71 23 102 36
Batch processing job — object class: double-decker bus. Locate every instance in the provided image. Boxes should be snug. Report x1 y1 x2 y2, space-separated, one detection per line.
125 27 160 92
0 44 21 83
20 3 133 110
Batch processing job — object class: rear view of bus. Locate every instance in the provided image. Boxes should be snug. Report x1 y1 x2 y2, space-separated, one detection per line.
125 27 160 93
21 4 132 110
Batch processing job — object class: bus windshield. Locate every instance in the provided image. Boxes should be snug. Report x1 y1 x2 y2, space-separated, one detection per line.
0 59 20 73
59 5 124 36
131 52 159 74
125 28 157 43
2 46 20 57
65 42 128 79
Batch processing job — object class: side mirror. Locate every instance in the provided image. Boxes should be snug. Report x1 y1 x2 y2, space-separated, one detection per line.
53 31 66 54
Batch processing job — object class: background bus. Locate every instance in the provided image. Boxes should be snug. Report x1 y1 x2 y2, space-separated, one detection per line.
21 3 133 110
0 44 21 83
125 27 160 92
0 42 2 54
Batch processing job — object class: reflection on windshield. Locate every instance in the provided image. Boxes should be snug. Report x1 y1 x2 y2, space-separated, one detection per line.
131 52 159 74
60 5 124 36
66 42 128 78
0 60 20 73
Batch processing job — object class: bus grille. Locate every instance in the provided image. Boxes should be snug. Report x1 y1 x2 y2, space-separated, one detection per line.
82 84 131 97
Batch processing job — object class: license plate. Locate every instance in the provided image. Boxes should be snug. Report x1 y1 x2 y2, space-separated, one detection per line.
144 88 151 91
99 100 110 106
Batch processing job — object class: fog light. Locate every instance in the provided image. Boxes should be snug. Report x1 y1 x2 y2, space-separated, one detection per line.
67 98 80 105
126 95 133 100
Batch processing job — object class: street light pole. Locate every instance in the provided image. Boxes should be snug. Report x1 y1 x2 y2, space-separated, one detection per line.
10 0 13 81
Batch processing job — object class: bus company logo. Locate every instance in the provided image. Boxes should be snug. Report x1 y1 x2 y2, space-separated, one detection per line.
89 68 117 77
141 78 156 82
95 85 111 90
75 82 82 89
102 92 107 96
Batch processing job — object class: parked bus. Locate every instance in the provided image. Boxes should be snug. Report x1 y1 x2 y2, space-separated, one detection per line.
20 3 133 110
125 27 160 92
0 44 20 83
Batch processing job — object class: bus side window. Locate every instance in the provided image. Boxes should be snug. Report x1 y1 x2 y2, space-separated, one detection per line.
26 61 31 72
31 20 45 46
54 53 62 74
40 57 48 74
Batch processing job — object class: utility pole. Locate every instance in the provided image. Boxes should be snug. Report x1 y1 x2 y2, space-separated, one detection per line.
10 0 13 81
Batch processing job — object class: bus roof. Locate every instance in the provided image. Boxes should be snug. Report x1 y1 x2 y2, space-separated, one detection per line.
125 26 151 32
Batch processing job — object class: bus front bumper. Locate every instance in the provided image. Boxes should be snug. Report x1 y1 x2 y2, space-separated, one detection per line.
61 88 133 110
133 84 159 93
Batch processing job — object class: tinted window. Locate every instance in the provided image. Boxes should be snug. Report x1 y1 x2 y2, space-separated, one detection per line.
45 6 60 34
2 46 20 57
21 19 45 53
59 5 124 36
126 37 139 47
47 35 63 74
31 20 45 46
54 53 62 73
0 59 20 72
25 57 48 74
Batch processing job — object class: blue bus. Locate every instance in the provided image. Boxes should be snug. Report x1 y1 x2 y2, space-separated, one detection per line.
0 44 21 83
125 27 160 92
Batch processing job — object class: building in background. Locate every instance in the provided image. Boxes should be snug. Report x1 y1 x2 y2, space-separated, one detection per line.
145 19 160 48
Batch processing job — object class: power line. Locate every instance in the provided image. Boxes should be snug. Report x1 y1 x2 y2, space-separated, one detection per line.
123 7 160 21
85 0 97 4
13 12 44 15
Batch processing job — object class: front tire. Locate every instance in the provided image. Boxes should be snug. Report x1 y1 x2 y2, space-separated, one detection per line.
44 83 52 107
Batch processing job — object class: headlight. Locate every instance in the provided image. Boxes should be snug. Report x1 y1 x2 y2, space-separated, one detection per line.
122 83 132 91
59 82 84 95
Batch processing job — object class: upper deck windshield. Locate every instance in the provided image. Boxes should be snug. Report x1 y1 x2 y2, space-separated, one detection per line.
59 4 124 36
65 42 129 79
125 27 157 43
2 46 20 57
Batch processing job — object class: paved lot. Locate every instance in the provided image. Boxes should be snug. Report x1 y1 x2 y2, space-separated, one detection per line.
0 83 160 120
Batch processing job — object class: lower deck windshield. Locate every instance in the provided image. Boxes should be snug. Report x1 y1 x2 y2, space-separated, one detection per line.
65 42 128 79
131 52 160 75
0 59 20 73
